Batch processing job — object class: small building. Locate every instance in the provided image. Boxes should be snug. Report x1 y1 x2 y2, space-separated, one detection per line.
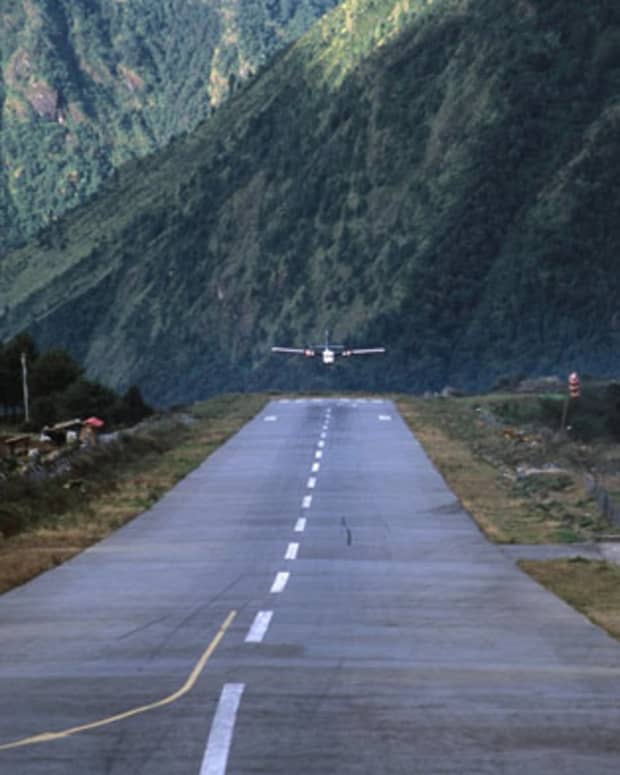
79 416 105 446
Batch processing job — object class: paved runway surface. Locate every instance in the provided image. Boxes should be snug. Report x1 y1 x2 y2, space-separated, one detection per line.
1 398 619 774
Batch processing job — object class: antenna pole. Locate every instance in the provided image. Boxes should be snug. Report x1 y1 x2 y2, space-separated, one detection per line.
21 351 30 424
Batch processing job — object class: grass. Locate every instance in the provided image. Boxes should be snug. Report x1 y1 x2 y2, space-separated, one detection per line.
520 559 620 642
0 393 268 595
396 394 610 544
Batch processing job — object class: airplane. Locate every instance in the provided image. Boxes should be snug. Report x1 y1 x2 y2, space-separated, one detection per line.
272 330 386 365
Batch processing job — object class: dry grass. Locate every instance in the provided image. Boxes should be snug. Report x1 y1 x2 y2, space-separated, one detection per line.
520 559 620 642
0 394 268 595
396 395 606 544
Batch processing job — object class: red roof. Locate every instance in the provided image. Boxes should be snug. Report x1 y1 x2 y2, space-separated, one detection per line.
83 416 105 428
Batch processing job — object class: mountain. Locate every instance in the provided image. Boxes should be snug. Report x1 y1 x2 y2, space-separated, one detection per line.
0 0 337 251
1 0 620 404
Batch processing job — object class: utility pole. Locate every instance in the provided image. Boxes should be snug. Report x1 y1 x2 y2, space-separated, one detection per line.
21 351 30 424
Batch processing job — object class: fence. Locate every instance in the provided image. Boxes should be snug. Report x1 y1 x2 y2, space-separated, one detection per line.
584 475 620 528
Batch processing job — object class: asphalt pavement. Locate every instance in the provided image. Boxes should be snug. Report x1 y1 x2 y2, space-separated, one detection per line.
1 398 619 774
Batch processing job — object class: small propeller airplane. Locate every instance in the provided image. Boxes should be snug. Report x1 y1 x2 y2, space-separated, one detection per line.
272 330 386 365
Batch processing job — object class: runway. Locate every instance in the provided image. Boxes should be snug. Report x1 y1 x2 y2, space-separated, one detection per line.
1 398 619 773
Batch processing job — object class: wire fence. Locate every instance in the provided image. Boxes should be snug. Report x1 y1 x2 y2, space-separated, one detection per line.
584 475 620 528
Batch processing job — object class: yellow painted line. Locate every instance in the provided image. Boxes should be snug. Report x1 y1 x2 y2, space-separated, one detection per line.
0 609 237 752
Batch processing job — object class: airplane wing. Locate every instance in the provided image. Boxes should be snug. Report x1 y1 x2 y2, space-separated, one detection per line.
340 347 386 357
312 343 344 351
272 346 316 357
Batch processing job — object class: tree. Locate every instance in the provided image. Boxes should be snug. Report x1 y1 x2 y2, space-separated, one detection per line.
116 385 153 425
59 378 119 423
31 396 59 428
31 349 83 398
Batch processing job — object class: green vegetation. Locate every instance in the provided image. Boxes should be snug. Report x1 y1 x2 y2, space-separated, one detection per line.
520 559 620 642
0 0 337 250
1 0 619 403
0 332 152 428
493 383 620 443
0 393 267 594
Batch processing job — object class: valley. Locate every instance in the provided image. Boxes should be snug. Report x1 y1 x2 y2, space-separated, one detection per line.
1 0 619 403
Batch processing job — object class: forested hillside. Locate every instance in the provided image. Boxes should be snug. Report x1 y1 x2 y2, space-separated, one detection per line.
0 0 336 250
1 0 619 404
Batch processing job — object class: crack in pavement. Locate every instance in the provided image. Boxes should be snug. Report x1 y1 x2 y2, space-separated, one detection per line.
340 517 353 547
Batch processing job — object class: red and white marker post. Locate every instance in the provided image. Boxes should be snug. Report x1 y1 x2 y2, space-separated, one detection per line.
561 371 581 432
568 372 581 399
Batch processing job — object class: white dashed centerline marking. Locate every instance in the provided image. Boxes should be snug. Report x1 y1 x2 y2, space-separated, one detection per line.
318 440 325 449
307 477 317 489
379 414 392 421
245 611 273 643
302 495 312 509
199 683 245 775
294 517 307 532
320 432 327 440
315 450 323 460
311 462 320 473
285 542 299 560
264 415 278 422
270 572 290 594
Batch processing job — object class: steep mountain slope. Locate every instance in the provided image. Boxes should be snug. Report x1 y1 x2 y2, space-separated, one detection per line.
1 0 619 404
0 0 336 250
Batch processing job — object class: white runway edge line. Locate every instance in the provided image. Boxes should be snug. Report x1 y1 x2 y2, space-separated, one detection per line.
245 611 273 643
302 495 312 509
285 542 299 560
294 517 307 532
199 683 245 775
270 571 290 593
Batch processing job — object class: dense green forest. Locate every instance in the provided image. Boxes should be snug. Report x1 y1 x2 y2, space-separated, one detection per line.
0 0 337 251
1 0 619 404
